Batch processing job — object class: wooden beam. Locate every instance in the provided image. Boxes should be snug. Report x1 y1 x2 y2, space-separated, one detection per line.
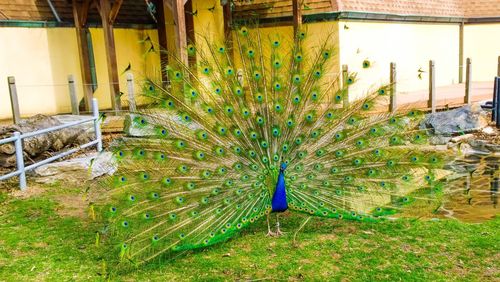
99 0 121 112
185 0 196 67
80 0 92 26
173 0 188 66
72 0 93 111
292 0 302 37
108 0 123 24
156 0 169 84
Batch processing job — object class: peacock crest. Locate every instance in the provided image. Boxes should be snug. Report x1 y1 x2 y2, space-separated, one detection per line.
93 25 455 265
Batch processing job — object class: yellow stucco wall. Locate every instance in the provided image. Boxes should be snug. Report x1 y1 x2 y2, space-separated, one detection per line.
0 27 160 120
464 23 500 81
338 20 460 101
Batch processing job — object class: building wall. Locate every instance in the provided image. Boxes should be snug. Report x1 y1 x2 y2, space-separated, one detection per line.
338 20 460 102
464 23 500 81
0 27 160 120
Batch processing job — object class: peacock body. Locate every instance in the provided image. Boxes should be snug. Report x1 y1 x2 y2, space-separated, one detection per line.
94 26 456 265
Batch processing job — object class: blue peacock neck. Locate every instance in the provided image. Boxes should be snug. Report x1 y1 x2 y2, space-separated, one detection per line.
271 163 288 212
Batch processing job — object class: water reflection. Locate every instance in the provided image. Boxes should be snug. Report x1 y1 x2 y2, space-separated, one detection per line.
444 154 499 222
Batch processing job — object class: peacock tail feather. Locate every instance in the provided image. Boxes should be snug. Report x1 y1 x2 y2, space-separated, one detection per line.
93 25 457 265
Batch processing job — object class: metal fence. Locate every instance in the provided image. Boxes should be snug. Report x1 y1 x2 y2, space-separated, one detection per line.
0 98 102 191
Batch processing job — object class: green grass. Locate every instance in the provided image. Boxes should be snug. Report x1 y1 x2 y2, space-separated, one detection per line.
0 184 498 281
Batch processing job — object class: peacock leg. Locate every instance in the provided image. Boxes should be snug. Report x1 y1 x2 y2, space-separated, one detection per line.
275 214 285 236
266 213 276 236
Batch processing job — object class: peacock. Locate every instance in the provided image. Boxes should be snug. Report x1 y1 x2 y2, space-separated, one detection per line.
92 25 458 266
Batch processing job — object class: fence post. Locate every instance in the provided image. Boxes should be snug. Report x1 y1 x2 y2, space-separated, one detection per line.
342 64 349 108
389 62 397 113
126 72 136 112
464 58 472 105
428 60 436 113
92 98 103 152
8 76 21 124
68 74 80 115
13 132 27 190
494 77 500 128
498 56 500 77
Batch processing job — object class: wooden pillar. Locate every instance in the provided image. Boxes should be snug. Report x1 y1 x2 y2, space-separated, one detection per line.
185 0 196 67
389 62 397 113
428 60 436 113
97 0 122 112
72 0 93 111
173 0 188 66
222 0 232 42
465 58 472 105
68 74 79 115
292 0 302 37
155 0 169 84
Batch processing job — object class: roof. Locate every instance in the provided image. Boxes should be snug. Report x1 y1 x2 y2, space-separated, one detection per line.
0 0 155 26
232 0 500 20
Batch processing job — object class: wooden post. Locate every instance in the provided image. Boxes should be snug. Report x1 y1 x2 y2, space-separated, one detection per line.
7 76 21 124
465 58 472 105
185 0 196 67
155 0 169 84
98 0 122 112
497 56 500 77
389 62 397 113
173 0 188 66
494 77 500 127
72 0 93 111
68 75 80 115
428 60 436 113
459 22 464 83
126 72 136 112
342 65 349 108
292 0 302 37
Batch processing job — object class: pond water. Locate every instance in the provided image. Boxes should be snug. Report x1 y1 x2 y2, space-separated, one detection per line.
441 154 499 222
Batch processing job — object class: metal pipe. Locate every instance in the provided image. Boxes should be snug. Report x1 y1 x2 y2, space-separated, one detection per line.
14 132 27 190
46 0 62 23
92 98 103 152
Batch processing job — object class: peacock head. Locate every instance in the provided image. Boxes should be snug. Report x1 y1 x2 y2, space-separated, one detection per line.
280 163 287 172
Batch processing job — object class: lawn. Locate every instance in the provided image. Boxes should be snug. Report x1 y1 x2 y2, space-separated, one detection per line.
0 183 498 281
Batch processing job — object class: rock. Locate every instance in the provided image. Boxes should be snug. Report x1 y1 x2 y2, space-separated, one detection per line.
420 105 489 136
429 135 452 145
482 127 495 135
450 134 474 143
32 152 117 184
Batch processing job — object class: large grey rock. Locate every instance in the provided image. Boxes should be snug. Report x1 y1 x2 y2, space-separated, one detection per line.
32 152 117 184
420 105 488 136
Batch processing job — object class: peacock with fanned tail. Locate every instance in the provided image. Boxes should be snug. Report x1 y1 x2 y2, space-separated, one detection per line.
93 26 458 265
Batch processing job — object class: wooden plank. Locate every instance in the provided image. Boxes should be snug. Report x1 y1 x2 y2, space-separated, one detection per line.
173 0 188 66
80 0 93 25
292 0 302 37
428 60 436 113
465 58 472 105
72 0 93 111
108 0 123 24
7 76 21 124
98 0 121 112
155 0 169 84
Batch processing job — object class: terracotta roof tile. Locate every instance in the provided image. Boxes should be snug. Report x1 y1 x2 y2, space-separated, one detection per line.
233 0 500 19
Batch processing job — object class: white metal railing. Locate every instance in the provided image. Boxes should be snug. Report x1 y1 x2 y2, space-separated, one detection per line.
0 98 102 190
